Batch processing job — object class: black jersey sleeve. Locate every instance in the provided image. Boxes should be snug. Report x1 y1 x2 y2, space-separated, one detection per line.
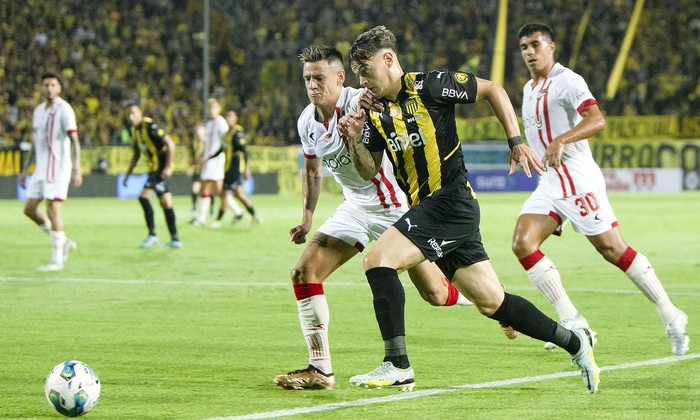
146 122 166 144
361 117 386 152
425 69 477 105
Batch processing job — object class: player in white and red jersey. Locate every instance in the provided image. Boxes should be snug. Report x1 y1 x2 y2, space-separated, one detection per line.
19 72 82 271
193 98 229 226
513 23 688 355
274 45 472 391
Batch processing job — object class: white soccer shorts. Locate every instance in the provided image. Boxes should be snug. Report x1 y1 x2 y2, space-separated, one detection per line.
26 174 71 201
200 154 225 181
520 186 618 236
317 201 407 250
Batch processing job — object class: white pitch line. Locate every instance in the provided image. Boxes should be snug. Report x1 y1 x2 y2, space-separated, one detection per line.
208 353 700 420
1 276 699 297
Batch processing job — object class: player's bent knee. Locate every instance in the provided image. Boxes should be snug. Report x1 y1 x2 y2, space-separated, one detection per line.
422 291 445 306
290 265 321 285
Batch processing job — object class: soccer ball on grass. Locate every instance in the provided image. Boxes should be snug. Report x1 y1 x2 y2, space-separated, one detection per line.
45 360 101 417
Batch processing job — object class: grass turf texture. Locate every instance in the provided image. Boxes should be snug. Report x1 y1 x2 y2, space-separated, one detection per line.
0 192 698 419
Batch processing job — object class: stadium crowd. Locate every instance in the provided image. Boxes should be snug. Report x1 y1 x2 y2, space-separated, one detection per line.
1 0 698 147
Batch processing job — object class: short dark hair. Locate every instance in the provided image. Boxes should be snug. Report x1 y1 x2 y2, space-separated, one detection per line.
124 100 141 109
41 71 63 87
518 23 555 42
299 44 344 66
348 26 396 72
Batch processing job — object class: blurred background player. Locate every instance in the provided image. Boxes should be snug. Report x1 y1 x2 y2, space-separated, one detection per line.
123 103 181 249
19 72 82 272
192 98 228 227
273 45 472 391
187 123 206 218
211 109 259 228
512 23 689 355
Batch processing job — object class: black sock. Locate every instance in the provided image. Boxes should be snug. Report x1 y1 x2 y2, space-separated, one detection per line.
490 293 581 355
139 197 155 236
191 193 197 210
163 207 178 241
366 267 408 363
217 209 224 221
384 355 410 370
246 205 256 217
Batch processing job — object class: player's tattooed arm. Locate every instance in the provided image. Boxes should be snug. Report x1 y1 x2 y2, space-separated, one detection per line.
339 109 381 180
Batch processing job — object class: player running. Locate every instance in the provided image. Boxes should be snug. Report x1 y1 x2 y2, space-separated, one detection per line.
273 45 473 391
512 23 688 355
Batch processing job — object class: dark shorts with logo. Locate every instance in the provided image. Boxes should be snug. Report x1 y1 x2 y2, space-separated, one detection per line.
393 182 489 280
144 171 171 196
223 168 243 190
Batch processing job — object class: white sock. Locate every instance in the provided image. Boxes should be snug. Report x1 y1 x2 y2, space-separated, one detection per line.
297 295 332 374
526 254 579 321
49 231 66 265
456 293 473 306
225 192 243 217
624 252 677 324
197 196 211 223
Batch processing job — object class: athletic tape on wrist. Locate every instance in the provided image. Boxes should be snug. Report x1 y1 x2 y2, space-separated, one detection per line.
507 136 523 150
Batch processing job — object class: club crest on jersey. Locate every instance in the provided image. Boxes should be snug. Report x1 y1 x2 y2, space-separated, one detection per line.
404 98 418 115
454 72 469 84
323 133 332 142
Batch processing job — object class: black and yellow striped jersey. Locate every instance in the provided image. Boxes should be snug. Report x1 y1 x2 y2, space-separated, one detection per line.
362 70 477 207
131 117 168 172
224 124 248 173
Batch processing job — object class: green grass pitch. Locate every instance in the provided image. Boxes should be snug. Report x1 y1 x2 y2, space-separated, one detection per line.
0 191 698 419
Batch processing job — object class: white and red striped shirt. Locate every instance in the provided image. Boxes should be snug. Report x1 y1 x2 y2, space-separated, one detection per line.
31 97 77 182
522 63 605 198
297 87 406 211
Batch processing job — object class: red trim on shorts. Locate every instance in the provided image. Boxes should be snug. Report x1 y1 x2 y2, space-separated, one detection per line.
294 283 324 300
547 211 564 236
303 152 317 159
616 247 638 272
354 242 365 252
50 198 66 202
519 250 545 270
445 280 459 306
611 221 619 228
576 99 598 115
548 211 562 225
67 129 78 133
200 194 211 198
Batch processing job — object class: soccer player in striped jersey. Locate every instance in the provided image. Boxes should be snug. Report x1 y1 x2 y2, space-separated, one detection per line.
273 45 472 391
513 23 688 355
123 103 181 249
20 72 82 271
339 26 600 394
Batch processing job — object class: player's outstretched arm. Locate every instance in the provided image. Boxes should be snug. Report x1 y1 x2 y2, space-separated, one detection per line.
544 104 605 167
290 157 322 244
475 77 545 177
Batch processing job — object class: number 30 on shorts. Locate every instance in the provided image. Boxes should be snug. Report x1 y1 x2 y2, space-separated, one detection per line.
575 192 600 217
